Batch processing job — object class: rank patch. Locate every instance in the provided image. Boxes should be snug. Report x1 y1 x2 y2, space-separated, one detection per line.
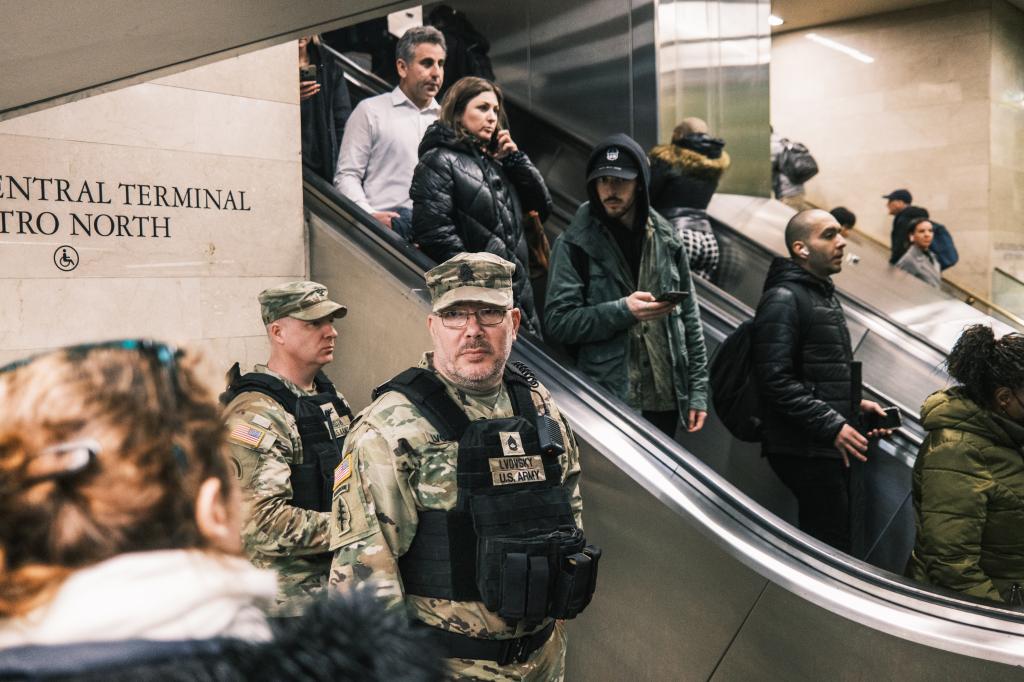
229 424 265 448
499 431 525 456
334 454 353 490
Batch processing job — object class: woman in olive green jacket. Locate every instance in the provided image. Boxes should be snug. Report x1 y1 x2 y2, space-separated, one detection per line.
909 324 1024 604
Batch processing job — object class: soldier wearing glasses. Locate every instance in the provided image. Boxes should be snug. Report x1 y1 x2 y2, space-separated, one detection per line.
222 281 353 618
329 252 599 680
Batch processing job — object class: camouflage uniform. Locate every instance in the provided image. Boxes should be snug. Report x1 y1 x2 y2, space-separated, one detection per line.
329 253 582 681
225 280 350 617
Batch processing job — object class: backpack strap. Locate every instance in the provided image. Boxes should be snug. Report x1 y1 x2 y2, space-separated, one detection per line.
567 241 590 301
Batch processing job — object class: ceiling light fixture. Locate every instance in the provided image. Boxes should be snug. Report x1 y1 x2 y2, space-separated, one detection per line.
805 32 875 64
769 14 785 27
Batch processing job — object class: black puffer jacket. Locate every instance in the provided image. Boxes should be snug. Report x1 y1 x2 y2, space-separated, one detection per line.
752 257 856 458
648 141 730 214
410 121 552 333
0 590 445 681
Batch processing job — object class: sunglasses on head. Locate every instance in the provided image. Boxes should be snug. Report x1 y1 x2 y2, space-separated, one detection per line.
1 339 188 474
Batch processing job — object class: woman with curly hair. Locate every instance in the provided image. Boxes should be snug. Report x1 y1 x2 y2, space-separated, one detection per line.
0 340 443 680
909 325 1024 604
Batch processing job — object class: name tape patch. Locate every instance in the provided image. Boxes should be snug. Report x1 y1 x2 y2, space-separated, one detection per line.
489 455 546 486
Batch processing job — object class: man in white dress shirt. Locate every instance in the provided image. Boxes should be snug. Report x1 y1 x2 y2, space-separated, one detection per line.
333 26 446 238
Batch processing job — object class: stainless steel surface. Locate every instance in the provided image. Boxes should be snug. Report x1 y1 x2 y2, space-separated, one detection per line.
305 173 1024 676
442 1 660 148
1 0 418 121
656 0 772 197
709 192 1020 348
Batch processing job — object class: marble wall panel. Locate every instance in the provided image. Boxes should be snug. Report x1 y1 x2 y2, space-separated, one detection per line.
150 42 297 104
0 84 298 163
2 43 304 371
0 135 303 279
990 0 1024 296
771 0 994 296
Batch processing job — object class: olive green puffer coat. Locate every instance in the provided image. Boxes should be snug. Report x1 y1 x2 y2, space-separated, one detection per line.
908 387 1024 603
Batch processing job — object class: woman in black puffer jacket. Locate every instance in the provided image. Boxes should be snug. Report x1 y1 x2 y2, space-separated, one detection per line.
410 77 552 334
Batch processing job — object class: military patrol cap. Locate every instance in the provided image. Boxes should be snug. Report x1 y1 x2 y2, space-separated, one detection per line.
259 281 347 324
425 252 515 312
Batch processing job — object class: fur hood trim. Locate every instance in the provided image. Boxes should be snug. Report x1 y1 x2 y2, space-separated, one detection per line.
650 143 730 180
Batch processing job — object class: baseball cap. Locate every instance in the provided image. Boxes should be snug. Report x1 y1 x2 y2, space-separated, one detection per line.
882 189 912 203
425 252 514 313
259 281 347 325
587 144 640 183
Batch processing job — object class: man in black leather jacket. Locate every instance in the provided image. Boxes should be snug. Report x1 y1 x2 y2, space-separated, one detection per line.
752 209 888 552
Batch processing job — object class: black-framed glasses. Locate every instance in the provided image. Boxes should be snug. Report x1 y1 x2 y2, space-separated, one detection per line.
437 308 509 329
0 339 188 471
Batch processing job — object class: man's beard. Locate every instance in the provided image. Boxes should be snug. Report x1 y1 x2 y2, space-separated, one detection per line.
436 335 513 392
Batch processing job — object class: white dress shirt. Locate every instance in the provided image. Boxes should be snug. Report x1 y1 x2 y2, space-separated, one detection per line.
333 86 440 213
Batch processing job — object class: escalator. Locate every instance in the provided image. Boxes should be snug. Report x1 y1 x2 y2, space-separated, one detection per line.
302 169 1024 678
316 48 1024 675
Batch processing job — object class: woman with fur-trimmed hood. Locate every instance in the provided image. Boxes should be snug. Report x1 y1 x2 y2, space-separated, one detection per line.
649 118 730 280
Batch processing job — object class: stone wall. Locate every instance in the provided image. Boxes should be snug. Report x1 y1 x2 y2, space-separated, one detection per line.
770 0 995 296
0 43 303 381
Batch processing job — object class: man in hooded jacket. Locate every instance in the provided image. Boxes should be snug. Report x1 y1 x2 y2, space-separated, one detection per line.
544 134 709 437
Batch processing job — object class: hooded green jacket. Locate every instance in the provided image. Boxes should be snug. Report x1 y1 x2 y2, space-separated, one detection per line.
909 387 1024 603
543 202 709 419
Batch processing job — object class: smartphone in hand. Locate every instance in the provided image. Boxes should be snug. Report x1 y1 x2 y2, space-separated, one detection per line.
653 290 689 305
299 64 318 81
487 128 502 155
863 406 902 431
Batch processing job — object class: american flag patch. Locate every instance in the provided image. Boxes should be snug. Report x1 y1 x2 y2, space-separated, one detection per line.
334 454 353 489
229 424 265 448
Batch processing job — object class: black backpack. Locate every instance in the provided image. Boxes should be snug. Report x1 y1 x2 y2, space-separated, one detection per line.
779 139 819 185
711 283 809 442
709 319 762 442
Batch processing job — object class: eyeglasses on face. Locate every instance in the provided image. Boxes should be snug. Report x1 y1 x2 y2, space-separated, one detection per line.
436 307 509 329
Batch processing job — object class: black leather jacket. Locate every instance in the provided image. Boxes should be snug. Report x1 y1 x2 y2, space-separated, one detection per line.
410 121 551 332
752 257 856 459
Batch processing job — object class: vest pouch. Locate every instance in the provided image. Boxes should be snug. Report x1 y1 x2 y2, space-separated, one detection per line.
475 523 585 622
288 460 324 512
550 544 601 619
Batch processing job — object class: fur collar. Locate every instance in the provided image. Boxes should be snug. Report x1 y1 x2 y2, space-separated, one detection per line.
650 143 730 181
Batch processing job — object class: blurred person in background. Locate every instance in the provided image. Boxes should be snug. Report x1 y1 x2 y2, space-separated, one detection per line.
909 325 1024 605
299 35 352 182
410 76 551 335
648 117 730 281
0 340 444 680
895 217 941 288
829 206 856 236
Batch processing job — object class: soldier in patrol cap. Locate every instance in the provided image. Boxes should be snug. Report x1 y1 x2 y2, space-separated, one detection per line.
222 280 353 617
330 252 600 680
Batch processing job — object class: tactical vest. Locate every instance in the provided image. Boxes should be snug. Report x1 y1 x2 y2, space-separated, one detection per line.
222 363 351 513
373 363 600 626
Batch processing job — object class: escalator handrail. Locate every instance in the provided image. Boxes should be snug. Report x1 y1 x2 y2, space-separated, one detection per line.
302 168 1024 635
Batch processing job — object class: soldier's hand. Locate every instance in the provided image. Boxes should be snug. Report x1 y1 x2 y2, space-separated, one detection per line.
834 423 868 468
626 291 675 321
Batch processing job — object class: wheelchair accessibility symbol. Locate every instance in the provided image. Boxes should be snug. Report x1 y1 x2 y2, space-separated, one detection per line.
54 245 79 272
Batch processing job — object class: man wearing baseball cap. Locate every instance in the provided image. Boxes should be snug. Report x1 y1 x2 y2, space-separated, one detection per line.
222 280 353 617
883 188 916 264
330 252 598 679
544 133 710 439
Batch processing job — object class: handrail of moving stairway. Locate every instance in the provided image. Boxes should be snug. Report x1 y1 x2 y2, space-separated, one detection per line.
302 169 1024 661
